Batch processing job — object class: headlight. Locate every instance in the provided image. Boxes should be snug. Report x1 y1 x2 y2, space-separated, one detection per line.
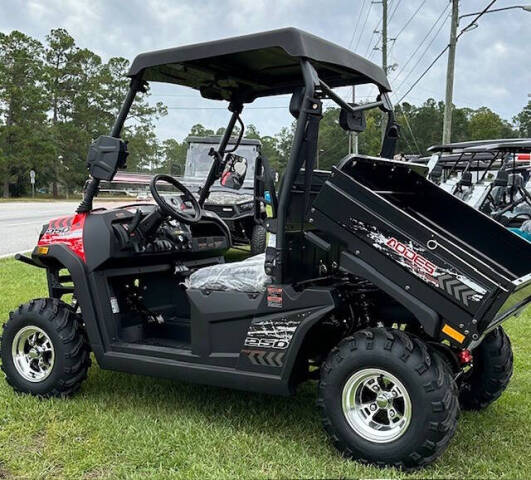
239 201 254 211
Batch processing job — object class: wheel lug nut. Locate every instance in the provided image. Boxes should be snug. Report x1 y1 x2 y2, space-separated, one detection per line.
370 404 377 411
389 410 395 417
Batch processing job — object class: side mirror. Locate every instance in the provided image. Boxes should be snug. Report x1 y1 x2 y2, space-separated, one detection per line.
86 135 128 181
220 154 247 190
339 103 366 133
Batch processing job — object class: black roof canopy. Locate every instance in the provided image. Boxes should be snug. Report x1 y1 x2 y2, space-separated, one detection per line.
427 138 527 153
463 139 531 153
128 28 391 102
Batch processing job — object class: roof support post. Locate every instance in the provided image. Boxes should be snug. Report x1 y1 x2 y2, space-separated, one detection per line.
273 58 320 283
77 76 144 214
111 76 145 138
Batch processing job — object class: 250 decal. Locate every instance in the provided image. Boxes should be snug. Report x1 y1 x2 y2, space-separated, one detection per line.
244 337 290 349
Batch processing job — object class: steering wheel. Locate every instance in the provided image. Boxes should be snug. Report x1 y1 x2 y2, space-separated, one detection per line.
150 174 202 224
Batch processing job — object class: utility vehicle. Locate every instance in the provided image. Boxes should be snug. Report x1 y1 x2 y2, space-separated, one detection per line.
1 29 530 470
424 139 531 228
182 135 267 253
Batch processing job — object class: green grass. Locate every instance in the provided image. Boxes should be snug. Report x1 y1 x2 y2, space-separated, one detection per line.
0 256 530 479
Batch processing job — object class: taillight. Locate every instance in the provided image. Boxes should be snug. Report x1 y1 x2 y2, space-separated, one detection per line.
458 349 473 365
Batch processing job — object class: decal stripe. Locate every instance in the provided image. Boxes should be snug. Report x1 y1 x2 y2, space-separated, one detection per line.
245 350 285 367
438 274 477 307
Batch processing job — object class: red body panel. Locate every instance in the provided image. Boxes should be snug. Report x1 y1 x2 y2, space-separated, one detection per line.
38 213 87 262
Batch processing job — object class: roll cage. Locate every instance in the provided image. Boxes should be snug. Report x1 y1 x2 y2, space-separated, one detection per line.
78 27 400 283
425 139 531 185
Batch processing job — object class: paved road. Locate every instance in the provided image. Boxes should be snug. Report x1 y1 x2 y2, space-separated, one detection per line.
0 201 82 258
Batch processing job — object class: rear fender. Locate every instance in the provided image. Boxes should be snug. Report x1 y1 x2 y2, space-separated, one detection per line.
339 250 440 337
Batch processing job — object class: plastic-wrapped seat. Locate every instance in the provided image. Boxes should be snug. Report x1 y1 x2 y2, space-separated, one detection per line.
185 253 271 292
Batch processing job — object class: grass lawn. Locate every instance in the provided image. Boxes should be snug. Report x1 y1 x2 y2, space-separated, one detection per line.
0 255 530 479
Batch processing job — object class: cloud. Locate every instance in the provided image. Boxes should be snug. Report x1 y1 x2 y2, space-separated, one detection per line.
1 0 529 140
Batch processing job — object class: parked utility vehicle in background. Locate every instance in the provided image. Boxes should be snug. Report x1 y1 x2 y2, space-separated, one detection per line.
182 136 267 254
423 139 531 229
1 29 529 470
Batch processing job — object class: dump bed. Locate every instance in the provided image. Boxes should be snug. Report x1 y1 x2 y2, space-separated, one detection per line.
312 155 531 347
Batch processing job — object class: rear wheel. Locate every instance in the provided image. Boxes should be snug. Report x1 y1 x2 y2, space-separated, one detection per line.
250 223 267 255
459 327 513 410
0 298 90 397
318 328 459 470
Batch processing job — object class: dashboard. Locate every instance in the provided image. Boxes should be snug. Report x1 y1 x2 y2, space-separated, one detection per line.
83 204 231 270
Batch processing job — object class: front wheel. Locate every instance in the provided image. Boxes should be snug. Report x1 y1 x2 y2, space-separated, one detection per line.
1 298 91 397
318 328 459 470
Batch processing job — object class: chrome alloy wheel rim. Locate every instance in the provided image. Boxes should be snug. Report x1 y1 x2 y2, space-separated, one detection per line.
342 368 412 443
11 326 55 382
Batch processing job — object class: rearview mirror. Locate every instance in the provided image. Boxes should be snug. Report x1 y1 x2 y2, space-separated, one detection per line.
339 103 366 133
86 135 128 180
220 154 247 190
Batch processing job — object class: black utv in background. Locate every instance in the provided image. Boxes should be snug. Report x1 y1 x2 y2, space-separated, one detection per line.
1 28 529 470
182 136 267 254
420 139 531 233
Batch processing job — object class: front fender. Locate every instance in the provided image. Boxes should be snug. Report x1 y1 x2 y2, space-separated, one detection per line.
32 244 104 358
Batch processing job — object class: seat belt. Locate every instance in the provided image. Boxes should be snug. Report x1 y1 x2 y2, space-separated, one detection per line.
258 154 279 276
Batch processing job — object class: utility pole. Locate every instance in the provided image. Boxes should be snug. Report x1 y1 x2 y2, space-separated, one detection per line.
349 86 359 154
442 0 459 145
382 0 388 78
381 0 388 140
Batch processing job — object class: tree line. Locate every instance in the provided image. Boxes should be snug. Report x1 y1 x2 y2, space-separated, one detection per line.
1 29 529 197
0 29 165 198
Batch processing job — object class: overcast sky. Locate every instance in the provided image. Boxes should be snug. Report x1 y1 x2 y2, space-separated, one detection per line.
1 0 530 141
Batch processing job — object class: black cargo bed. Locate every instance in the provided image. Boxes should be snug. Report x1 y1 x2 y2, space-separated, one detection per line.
312 155 531 346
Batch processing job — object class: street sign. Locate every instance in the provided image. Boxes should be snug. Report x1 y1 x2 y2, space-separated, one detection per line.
29 170 36 198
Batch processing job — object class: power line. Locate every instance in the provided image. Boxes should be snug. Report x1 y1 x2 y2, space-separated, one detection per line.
398 116 415 153
456 0 497 40
395 45 448 104
393 10 450 95
348 0 367 49
163 96 377 111
354 1 374 52
390 2 450 85
400 109 421 154
363 0 386 58
389 0 402 22
395 0 499 105
394 0 427 42
368 39 380 60
166 106 287 110
367 0 403 61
